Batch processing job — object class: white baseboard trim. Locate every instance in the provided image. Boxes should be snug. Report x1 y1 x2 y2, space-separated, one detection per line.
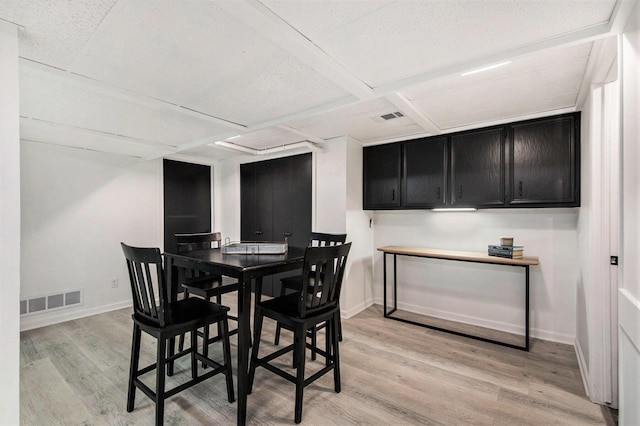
574 337 592 399
372 297 575 345
20 300 132 332
342 298 375 319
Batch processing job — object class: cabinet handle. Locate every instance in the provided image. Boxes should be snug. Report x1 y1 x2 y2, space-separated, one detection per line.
392 189 395 201
255 230 263 235
458 185 462 198
519 181 523 197
437 187 441 200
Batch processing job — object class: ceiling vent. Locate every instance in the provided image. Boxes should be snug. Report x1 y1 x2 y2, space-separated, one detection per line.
380 111 405 120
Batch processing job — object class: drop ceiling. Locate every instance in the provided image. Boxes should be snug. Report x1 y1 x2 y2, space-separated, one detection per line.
1 0 634 161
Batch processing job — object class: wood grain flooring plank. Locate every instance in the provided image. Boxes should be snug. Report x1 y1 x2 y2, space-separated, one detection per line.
20 305 606 425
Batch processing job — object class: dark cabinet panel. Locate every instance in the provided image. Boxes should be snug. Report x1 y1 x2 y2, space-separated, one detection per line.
363 143 401 209
272 154 312 249
402 136 448 208
450 128 505 207
240 154 312 296
508 114 579 206
163 160 211 253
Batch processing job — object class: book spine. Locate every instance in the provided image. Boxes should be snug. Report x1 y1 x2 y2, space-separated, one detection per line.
488 251 522 259
488 244 523 252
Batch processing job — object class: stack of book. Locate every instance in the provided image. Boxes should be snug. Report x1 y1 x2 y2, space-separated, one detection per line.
488 244 524 259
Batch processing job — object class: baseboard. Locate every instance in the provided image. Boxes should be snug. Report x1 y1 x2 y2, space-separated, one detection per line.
372 297 575 345
20 300 132 332
575 337 592 399
342 298 375 319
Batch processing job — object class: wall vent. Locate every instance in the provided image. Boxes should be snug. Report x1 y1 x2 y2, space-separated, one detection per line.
20 290 84 316
380 111 405 120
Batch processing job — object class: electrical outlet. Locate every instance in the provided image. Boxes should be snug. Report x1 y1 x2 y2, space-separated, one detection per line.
111 277 119 288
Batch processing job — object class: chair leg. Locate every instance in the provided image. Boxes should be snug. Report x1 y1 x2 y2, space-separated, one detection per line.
202 325 210 368
191 329 198 379
248 309 264 393
220 316 235 403
294 325 307 424
274 283 287 345
127 324 142 413
178 289 190 352
310 325 317 361
156 337 167 426
332 313 341 393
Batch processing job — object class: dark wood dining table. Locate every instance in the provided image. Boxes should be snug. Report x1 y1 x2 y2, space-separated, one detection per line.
163 245 306 426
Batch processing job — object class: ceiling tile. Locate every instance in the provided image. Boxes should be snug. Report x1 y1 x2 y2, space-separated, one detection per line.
284 97 426 143
1 0 117 69
267 0 614 87
20 70 233 147
69 0 352 126
404 42 592 129
20 118 172 158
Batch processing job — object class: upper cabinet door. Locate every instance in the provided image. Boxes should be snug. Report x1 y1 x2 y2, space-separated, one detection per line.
508 113 579 206
402 137 448 208
363 143 402 209
450 128 505 207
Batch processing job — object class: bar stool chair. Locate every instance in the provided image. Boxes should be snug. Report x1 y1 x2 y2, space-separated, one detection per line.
121 243 234 426
174 232 240 359
274 232 347 358
248 243 351 424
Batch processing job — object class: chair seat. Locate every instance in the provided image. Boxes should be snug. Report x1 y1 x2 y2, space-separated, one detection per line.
182 275 239 297
134 297 230 333
260 292 336 322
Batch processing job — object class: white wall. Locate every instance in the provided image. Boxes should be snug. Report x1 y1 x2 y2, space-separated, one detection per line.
620 1 640 423
20 142 162 330
0 20 21 426
371 208 579 343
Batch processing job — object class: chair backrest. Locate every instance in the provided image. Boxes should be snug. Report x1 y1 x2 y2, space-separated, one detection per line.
121 243 170 326
308 232 347 248
175 232 222 253
298 242 351 318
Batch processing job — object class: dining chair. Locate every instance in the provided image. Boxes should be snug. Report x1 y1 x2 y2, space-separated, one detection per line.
121 243 234 426
274 232 347 355
175 232 240 360
248 242 351 424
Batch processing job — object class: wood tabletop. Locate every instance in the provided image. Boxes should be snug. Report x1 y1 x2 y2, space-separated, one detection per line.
377 245 539 266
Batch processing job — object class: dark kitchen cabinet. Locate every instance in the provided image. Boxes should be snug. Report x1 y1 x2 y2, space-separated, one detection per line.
363 143 401 209
402 136 448 208
240 153 312 295
362 112 580 210
508 113 579 207
450 128 506 207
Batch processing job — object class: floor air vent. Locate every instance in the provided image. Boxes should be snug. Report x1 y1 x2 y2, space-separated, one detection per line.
20 290 83 315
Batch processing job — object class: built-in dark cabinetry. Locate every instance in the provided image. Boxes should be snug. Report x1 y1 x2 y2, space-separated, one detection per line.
362 112 580 210
402 136 447 208
163 159 211 252
508 114 579 206
362 143 401 209
450 128 505 208
241 153 312 295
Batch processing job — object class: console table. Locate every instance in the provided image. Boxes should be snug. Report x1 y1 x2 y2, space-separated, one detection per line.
378 246 540 351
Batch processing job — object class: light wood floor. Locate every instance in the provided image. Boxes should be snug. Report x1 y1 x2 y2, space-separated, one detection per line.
20 301 607 425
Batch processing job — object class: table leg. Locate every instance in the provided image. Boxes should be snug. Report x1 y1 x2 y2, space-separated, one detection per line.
525 265 530 351
237 274 251 426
